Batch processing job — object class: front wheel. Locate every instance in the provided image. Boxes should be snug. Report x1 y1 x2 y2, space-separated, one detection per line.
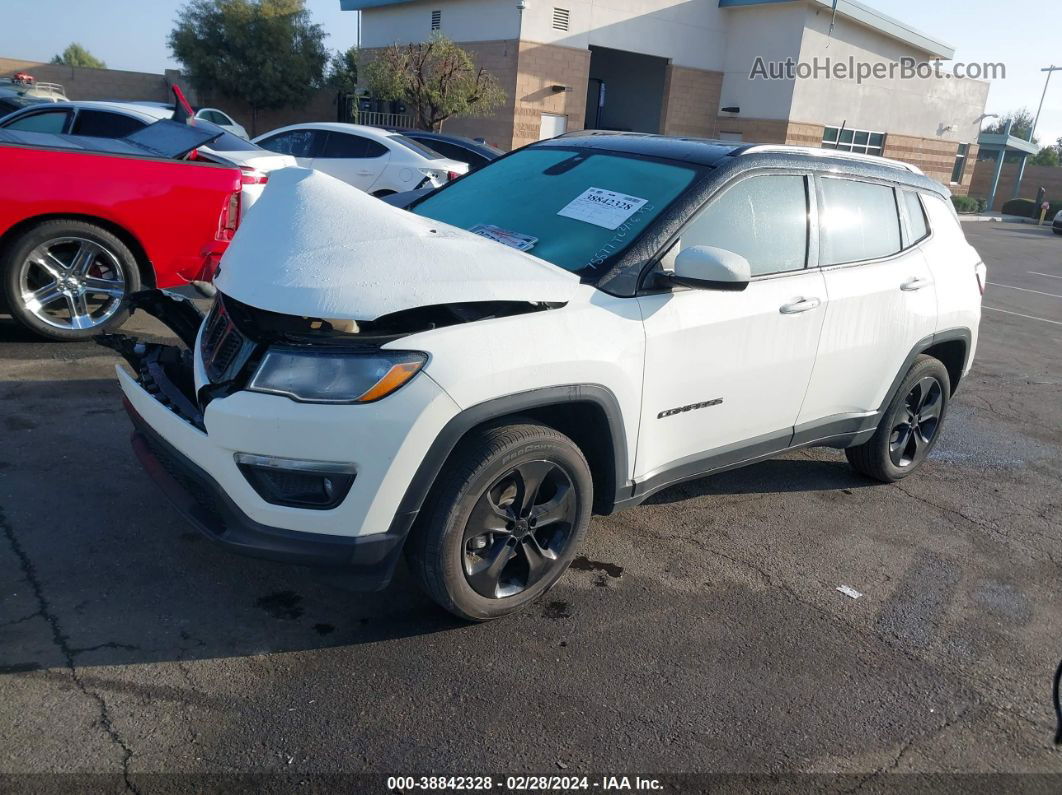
1 220 140 341
406 422 593 621
846 355 951 482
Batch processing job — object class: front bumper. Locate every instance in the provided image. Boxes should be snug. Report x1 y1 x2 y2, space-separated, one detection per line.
127 398 409 586
104 292 462 588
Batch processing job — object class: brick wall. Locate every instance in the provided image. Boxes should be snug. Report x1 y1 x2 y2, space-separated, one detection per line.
1 58 177 102
510 41 590 150
784 121 825 147
196 88 338 138
882 134 961 189
969 160 1062 209
659 66 722 138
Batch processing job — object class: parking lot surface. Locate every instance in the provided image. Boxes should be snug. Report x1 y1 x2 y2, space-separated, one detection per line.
1 222 1061 787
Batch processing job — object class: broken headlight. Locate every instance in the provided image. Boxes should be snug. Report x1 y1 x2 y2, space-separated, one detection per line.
247 349 427 404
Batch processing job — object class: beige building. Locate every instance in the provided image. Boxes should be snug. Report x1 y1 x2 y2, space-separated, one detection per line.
344 0 990 192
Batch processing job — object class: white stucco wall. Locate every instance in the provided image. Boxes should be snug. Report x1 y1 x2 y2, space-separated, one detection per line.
360 0 521 47
717 4 806 121
519 0 728 71
791 6 988 143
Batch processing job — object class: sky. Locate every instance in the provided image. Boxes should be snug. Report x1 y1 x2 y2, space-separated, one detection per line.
0 0 1059 147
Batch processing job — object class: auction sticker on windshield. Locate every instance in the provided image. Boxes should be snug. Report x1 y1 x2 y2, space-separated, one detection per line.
469 223 538 251
557 187 648 230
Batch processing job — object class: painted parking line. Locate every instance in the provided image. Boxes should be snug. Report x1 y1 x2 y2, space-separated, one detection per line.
987 282 1062 299
1029 271 1062 280
983 306 1062 326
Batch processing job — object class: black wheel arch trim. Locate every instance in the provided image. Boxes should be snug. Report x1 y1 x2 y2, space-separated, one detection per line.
394 384 631 522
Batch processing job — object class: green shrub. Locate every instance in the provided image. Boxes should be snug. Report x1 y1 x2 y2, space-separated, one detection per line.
1001 198 1062 218
951 195 981 214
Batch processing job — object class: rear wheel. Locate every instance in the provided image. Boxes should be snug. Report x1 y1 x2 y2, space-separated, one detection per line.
405 422 593 621
845 355 950 482
1 220 140 341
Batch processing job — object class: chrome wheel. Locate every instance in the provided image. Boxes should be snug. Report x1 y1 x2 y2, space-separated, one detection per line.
18 237 127 332
889 376 943 468
462 460 578 599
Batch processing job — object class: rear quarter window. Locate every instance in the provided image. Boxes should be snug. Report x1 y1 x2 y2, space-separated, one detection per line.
819 177 902 265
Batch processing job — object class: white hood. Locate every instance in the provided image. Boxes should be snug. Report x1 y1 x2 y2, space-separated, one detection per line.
215 168 579 321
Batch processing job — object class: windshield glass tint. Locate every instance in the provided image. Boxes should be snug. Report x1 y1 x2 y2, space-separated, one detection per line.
391 135 444 159
412 148 698 274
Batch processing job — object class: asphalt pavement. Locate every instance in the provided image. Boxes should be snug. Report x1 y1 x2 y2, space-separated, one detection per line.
1 222 1061 790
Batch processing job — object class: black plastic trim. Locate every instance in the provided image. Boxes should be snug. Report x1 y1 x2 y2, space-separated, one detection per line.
393 384 631 520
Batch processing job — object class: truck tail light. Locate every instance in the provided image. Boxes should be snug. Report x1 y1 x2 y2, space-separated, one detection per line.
447 170 460 182
240 166 269 185
218 190 241 240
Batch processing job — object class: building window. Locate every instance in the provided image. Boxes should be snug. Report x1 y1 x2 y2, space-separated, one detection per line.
552 8 570 31
431 9 441 30
951 143 969 184
822 126 885 157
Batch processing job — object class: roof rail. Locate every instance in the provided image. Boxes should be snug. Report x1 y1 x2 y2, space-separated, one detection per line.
738 144 924 176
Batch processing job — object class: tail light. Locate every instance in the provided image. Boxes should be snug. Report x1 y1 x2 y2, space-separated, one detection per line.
240 166 269 185
447 171 460 182
218 190 241 241
974 261 987 296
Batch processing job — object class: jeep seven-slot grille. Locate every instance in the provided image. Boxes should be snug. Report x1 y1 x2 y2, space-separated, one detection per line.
200 297 256 383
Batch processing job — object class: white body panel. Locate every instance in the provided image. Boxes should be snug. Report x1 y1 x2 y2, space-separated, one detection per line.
919 194 984 376
797 247 938 423
636 271 827 479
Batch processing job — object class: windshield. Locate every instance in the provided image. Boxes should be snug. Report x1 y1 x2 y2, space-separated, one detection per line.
412 147 700 275
390 134 446 159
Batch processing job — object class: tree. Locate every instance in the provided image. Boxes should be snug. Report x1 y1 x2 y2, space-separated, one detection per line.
1030 145 1059 167
327 46 359 95
169 0 328 135
364 34 505 131
50 43 106 69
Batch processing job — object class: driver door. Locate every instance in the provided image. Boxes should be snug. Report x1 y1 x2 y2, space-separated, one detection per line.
635 173 827 483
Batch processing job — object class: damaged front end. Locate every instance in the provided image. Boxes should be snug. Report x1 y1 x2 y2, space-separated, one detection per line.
96 290 206 428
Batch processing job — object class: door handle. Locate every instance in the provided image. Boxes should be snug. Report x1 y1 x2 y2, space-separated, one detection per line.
779 297 821 314
901 277 933 292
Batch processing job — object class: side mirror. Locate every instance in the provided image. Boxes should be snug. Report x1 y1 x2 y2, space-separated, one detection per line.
667 246 751 291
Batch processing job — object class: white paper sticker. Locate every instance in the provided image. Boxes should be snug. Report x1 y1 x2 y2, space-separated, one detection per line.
469 224 538 251
557 187 648 230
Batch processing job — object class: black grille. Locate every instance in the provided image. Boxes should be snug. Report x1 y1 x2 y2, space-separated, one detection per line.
200 297 256 383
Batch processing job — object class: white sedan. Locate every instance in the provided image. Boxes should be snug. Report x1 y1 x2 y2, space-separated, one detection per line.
252 122 469 196
195 107 249 139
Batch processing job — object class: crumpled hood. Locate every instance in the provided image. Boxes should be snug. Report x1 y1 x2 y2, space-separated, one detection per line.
215 167 579 321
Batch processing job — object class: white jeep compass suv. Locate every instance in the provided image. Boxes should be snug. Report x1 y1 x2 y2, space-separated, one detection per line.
103 133 986 621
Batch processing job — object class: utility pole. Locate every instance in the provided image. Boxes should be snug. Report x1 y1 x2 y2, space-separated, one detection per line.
1013 65 1061 199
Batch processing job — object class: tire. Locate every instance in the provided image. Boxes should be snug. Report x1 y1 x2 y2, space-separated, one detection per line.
845 355 951 482
1 220 141 341
405 421 593 621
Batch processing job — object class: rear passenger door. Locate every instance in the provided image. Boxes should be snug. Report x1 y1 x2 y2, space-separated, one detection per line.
312 132 390 191
255 129 322 168
795 176 937 431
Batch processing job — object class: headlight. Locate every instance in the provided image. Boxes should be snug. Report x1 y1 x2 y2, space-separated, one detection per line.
247 349 427 404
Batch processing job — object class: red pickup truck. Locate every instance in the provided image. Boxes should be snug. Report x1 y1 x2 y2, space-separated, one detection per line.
0 120 243 340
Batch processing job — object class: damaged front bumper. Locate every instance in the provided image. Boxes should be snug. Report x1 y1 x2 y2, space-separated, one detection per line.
98 290 458 589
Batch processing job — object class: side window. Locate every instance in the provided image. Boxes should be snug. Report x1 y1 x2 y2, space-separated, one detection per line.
819 178 902 266
901 190 929 247
414 138 481 166
209 110 232 125
72 110 146 138
668 174 809 276
320 132 369 158
4 110 69 134
257 129 320 158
